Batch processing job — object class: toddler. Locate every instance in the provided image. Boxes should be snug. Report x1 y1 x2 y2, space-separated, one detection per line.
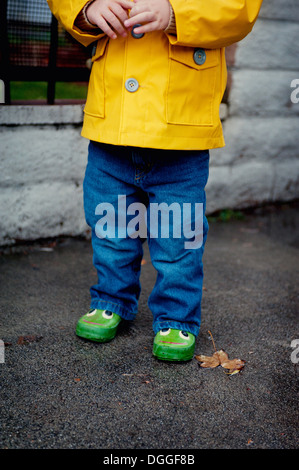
48 0 263 361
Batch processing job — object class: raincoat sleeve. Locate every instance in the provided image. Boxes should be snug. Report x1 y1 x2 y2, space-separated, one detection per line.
167 0 263 49
47 0 105 47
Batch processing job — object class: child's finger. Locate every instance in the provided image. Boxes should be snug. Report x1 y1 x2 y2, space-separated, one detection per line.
119 0 135 8
130 21 158 35
95 15 117 39
110 3 131 27
102 8 127 37
128 2 148 16
124 11 154 29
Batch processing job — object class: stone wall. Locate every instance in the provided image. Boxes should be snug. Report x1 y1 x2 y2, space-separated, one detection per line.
0 105 89 245
207 0 299 212
0 0 298 245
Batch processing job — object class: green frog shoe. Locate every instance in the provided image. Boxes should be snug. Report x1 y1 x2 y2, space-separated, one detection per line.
76 308 121 342
153 328 196 362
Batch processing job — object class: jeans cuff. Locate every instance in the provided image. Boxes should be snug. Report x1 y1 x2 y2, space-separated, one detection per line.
90 298 137 321
153 320 200 337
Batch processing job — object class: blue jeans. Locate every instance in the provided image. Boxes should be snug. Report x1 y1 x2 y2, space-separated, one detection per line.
83 141 209 337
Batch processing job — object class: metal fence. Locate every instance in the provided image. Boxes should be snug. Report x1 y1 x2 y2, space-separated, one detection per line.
0 0 94 104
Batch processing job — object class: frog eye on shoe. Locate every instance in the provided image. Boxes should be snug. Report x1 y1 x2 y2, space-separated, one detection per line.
102 310 113 319
179 331 190 340
86 309 97 317
160 328 171 336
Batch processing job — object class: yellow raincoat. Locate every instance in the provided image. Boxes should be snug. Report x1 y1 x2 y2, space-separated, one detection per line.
47 0 263 150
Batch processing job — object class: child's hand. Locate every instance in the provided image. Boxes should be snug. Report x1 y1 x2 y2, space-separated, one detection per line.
124 0 171 34
86 0 133 39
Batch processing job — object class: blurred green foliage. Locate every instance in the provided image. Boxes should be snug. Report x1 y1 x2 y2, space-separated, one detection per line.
11 81 88 101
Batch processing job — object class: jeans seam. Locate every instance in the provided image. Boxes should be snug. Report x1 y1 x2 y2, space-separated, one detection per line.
153 320 200 336
91 298 137 317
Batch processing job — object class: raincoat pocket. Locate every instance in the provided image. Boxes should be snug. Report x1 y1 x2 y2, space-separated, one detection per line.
84 37 109 118
166 45 220 127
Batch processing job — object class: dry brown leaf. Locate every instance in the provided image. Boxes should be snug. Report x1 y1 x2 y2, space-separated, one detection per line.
195 332 246 375
195 350 245 374
194 352 220 368
226 369 240 376
221 357 245 371
217 349 229 363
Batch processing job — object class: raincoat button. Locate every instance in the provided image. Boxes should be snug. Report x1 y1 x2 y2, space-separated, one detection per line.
193 48 206 65
131 24 144 39
125 78 139 92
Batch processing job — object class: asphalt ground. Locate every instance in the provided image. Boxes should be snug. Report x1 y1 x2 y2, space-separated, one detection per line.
0 202 298 450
